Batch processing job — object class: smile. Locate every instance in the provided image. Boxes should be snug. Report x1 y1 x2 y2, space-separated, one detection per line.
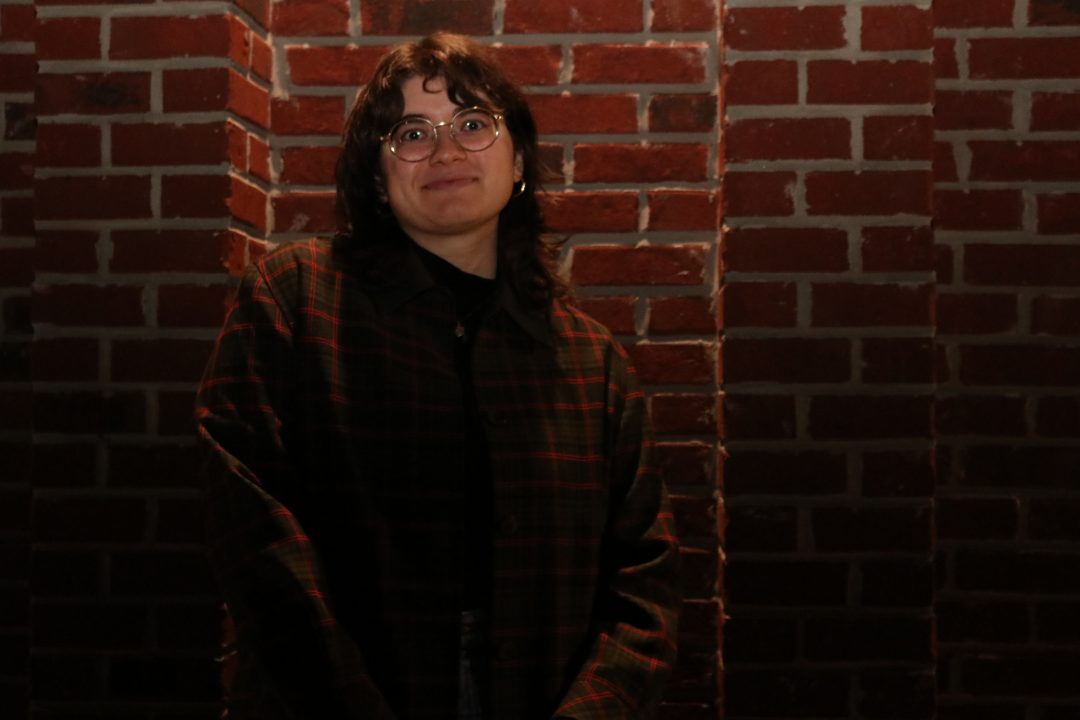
422 176 477 191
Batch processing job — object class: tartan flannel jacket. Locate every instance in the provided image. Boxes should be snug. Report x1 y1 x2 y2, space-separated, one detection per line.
195 236 681 720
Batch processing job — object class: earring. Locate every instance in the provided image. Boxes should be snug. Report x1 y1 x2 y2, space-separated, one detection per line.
511 179 526 197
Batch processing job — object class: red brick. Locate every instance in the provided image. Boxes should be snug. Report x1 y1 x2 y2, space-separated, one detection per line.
721 394 796 440
32 338 98 382
936 90 1013 130
1031 0 1080 25
863 451 934 498
575 297 635 335
971 38 1080 79
938 293 1017 334
163 68 229 112
648 296 715 334
718 282 796 328
0 247 31 286
34 231 99 274
34 123 100 168
505 0 640 32
966 244 1080 286
722 227 848 273
572 245 705 286
935 189 1024 231
724 6 845 51
229 176 268 232
970 141 1080 181
810 395 932 439
1033 92 1080 131
111 15 229 59
34 602 147 649
271 95 346 136
36 17 100 59
360 0 492 34
806 171 932 216
572 44 707 84
727 118 850 161
0 196 33 236
287 45 386 86
575 144 707 183
226 13 251 68
648 94 716 133
228 71 269 127
540 191 638 233
934 38 959 78
724 450 845 496
935 0 1014 27
723 172 795 217
651 394 716 435
236 0 270 26
272 191 337 233
0 54 34 92
864 115 932 161
162 174 230 219
937 395 1027 436
812 283 932 327
108 444 202 489
862 338 934 384
252 34 272 81
959 344 1080 386
652 0 717 31
1037 396 1080 437
271 0 348 35
861 6 932 51
34 497 145 544
808 61 933 105
862 226 933 273
628 342 713 384
489 45 562 86
111 339 214 383
36 176 151 220
647 190 717 232
1032 295 1080 335
158 391 199 436
112 122 226 167
934 141 958 182
528 94 637 135
110 230 227 274
725 61 797 105
0 152 32 188
0 4 34 42
33 284 144 327
36 72 151 115
280 145 338 185
249 135 271 183
33 391 145 435
962 446 1080 490
1029 499 1080 542
724 338 850 383
158 285 230 328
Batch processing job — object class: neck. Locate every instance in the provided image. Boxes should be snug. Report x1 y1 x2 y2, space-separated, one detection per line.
408 227 497 279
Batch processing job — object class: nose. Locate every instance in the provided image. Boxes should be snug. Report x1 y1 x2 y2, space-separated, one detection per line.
430 123 465 163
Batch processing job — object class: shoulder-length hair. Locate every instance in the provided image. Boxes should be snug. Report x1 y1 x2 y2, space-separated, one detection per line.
335 32 565 313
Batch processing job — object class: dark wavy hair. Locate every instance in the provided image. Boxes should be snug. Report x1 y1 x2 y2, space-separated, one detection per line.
335 32 564 313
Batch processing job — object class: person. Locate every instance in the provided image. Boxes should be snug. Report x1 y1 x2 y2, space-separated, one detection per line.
195 32 680 720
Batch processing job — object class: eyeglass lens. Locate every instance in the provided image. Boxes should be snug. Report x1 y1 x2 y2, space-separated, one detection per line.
390 109 499 161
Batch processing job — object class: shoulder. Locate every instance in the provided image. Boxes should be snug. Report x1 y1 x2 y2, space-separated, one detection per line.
550 298 633 365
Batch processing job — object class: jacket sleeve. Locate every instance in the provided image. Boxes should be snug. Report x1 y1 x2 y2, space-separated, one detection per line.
553 350 682 719
195 262 397 720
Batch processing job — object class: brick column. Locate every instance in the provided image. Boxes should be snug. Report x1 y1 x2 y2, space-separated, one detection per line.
720 3 936 718
934 0 1080 716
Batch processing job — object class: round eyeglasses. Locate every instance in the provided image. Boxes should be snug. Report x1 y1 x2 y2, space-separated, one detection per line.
380 106 504 162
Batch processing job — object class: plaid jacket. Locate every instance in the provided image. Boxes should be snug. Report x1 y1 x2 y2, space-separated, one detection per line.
195 236 680 720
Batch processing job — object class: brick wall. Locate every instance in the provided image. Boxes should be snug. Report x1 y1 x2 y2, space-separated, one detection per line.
933 0 1080 717
721 2 937 718
6 0 1080 718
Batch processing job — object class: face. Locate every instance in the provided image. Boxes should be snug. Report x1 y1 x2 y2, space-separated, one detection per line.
379 75 523 247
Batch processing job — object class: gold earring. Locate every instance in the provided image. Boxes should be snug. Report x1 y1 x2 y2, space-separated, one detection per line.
511 179 526 197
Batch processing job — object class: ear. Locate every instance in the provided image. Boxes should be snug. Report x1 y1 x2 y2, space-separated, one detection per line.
513 151 524 183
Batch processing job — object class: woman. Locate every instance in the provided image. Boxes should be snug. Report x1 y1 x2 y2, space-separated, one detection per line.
196 32 680 720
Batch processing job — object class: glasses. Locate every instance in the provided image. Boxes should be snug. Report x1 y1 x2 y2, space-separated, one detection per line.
380 106 504 162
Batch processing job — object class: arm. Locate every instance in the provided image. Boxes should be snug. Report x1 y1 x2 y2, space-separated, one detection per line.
554 352 682 719
196 262 396 720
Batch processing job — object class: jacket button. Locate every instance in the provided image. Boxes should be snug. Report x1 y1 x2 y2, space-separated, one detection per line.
496 514 519 536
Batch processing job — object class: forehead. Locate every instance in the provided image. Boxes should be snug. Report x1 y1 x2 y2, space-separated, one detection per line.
397 74 487 117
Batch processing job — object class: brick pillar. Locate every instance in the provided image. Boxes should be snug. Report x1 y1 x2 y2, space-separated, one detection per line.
720 2 936 718
0 1 36 714
27 1 270 715
933 0 1080 717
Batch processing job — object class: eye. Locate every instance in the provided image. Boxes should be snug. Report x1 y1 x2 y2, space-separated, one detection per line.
455 112 489 134
393 122 430 145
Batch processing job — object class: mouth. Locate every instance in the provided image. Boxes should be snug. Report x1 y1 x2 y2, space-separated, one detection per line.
422 176 477 191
